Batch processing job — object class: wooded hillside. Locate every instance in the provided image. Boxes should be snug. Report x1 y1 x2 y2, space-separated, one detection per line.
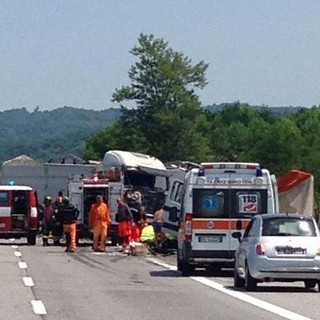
0 106 121 163
0 104 301 164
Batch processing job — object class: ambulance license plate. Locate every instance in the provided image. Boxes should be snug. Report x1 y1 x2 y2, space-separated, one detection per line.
198 235 222 243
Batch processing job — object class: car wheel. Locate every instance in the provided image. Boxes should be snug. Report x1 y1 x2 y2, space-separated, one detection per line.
177 250 194 276
234 267 245 288
245 263 257 291
304 280 316 289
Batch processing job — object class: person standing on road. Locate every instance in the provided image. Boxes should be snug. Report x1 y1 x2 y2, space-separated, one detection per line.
39 196 54 246
116 197 132 253
59 196 79 252
52 195 64 246
89 195 111 252
153 206 165 245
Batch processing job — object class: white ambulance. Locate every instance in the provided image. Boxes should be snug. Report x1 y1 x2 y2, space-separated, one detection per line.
164 162 279 276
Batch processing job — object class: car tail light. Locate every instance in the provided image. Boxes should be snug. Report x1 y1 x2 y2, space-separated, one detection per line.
255 243 265 255
184 213 193 241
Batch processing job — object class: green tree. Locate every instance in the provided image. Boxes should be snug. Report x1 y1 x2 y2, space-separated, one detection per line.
205 103 276 162
111 33 210 161
291 107 320 184
252 117 303 174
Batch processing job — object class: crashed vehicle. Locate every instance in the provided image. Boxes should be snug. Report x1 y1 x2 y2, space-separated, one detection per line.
68 150 170 245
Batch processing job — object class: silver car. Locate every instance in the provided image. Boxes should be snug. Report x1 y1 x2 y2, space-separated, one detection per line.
233 213 320 291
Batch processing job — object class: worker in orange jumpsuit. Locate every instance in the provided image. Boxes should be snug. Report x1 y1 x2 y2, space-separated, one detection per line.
89 195 111 252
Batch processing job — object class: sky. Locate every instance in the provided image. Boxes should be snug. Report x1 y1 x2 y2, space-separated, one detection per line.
1 1 320 112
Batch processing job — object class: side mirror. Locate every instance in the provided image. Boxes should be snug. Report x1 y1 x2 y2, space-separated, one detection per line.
232 231 242 242
168 207 179 222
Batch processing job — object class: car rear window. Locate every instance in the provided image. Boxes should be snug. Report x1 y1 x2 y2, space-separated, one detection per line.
262 217 316 236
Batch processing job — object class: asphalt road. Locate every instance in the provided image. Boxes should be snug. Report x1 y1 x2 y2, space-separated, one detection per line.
0 238 319 320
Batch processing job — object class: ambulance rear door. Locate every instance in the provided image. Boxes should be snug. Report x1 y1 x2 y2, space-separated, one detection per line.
228 184 269 252
190 184 232 257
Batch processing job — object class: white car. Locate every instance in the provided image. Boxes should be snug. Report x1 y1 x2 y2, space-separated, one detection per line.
233 213 320 291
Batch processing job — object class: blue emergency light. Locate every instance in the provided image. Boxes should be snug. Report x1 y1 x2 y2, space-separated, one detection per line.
8 180 15 186
256 167 263 177
198 167 205 176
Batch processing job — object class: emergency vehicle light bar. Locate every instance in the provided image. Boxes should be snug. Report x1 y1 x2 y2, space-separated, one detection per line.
200 162 260 170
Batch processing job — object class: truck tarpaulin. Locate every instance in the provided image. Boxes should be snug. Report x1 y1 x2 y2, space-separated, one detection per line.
277 170 315 216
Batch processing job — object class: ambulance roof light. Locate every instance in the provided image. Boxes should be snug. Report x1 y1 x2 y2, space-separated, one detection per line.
256 166 263 177
198 167 205 176
200 162 260 170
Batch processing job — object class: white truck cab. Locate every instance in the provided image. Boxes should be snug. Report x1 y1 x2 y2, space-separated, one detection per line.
102 150 170 219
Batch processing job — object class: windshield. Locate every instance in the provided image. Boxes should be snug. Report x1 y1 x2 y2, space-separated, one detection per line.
125 171 167 190
192 188 268 219
262 217 316 236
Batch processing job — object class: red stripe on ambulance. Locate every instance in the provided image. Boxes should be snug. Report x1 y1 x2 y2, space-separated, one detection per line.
192 219 251 230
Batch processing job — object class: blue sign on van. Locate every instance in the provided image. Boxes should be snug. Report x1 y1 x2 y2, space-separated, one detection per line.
203 196 219 211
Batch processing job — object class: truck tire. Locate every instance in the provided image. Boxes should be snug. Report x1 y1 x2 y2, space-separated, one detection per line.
27 231 37 246
177 249 194 276
111 233 119 246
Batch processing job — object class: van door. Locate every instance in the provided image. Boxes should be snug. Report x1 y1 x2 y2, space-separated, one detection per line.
191 186 231 257
0 190 11 232
108 182 122 224
68 182 84 225
12 191 29 230
271 174 279 213
229 185 269 253
163 180 183 236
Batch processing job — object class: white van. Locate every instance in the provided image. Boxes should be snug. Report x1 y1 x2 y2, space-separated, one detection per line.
0 185 39 245
164 162 279 276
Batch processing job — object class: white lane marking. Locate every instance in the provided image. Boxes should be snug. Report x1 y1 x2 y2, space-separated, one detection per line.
147 258 177 270
31 300 47 315
11 245 18 249
18 261 27 269
14 251 22 257
147 258 313 320
23 277 34 287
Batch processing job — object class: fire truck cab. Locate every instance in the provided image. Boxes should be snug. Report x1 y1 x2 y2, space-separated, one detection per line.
67 177 120 245
0 185 39 245
165 162 279 276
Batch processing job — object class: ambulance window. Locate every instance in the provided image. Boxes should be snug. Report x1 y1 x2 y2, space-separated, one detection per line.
0 191 9 206
230 189 268 218
192 189 228 218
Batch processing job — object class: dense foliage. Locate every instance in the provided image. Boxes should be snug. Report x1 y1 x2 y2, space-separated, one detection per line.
83 34 320 193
